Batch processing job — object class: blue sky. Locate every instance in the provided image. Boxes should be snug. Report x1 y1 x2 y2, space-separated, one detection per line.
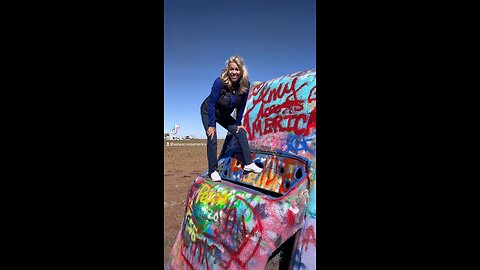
164 0 316 139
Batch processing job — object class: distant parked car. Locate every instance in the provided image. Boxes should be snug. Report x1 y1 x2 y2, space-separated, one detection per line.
166 69 316 270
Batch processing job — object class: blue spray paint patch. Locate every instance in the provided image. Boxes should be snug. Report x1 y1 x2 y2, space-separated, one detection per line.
286 132 316 155
292 248 307 270
306 187 316 218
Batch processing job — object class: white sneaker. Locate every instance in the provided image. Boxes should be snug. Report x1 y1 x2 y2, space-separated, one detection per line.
210 171 221 182
244 162 263 173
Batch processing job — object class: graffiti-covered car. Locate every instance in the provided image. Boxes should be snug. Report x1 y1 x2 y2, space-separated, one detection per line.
166 69 316 270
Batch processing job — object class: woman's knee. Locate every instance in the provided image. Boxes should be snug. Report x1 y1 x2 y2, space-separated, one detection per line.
207 136 218 145
236 128 248 138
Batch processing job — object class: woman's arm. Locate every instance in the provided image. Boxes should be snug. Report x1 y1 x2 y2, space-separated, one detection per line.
207 78 223 127
235 82 250 126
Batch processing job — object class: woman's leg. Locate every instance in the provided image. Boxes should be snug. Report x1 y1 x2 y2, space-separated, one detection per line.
200 111 218 175
217 116 253 166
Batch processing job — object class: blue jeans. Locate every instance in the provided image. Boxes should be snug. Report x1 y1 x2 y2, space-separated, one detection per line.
200 106 253 175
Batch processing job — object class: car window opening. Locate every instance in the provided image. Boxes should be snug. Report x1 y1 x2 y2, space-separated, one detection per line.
219 153 308 196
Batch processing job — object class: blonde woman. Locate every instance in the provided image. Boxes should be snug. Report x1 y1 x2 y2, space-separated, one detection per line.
200 55 263 181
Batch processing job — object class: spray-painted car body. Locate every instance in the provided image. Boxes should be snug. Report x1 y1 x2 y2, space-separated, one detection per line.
167 69 316 270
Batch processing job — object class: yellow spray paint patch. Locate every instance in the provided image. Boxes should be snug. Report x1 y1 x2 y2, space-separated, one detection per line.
195 184 229 206
185 215 198 242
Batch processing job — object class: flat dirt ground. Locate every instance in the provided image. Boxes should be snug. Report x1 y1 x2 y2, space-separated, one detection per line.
163 139 280 269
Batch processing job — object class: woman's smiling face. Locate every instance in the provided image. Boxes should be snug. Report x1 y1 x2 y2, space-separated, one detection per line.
228 62 241 83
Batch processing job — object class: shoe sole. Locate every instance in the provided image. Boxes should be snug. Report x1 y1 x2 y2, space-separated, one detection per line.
244 169 263 174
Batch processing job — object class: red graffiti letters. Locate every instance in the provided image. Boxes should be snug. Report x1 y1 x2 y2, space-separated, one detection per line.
245 77 316 139
302 226 316 252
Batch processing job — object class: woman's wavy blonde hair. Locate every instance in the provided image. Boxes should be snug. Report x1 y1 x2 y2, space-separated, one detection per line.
220 55 249 94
